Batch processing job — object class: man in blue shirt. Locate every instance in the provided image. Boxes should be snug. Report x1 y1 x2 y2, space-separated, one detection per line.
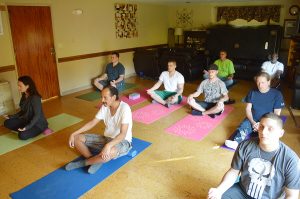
225 72 284 150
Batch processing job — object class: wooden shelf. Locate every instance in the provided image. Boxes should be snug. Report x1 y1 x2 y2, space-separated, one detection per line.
287 37 300 85
184 31 207 52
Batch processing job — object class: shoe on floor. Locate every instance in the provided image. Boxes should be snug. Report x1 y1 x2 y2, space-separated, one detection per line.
191 109 203 116
224 99 235 105
225 140 238 150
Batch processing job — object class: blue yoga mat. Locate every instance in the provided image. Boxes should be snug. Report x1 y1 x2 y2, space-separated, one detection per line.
10 137 151 199
221 115 287 151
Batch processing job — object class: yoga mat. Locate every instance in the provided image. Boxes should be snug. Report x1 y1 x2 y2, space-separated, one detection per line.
76 83 137 102
166 106 234 141
96 89 149 109
76 91 100 101
123 82 137 91
120 89 149 106
0 113 82 156
221 115 287 151
133 97 187 124
10 137 151 199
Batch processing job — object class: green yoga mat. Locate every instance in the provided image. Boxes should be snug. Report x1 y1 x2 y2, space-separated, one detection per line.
76 83 137 101
0 113 83 156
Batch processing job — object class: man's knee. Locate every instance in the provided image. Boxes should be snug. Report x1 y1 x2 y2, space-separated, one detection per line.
74 134 86 145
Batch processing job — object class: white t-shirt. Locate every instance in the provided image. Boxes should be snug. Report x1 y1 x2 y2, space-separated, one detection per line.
95 101 132 142
261 61 284 77
159 71 185 92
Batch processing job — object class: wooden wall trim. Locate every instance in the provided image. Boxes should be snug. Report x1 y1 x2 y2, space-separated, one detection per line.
0 5 6 11
0 65 15 73
58 44 167 63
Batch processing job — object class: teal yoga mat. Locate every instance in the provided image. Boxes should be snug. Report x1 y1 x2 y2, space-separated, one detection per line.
76 83 137 101
0 113 82 155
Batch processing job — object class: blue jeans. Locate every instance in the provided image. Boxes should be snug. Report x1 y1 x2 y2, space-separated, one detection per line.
203 74 233 87
233 118 254 143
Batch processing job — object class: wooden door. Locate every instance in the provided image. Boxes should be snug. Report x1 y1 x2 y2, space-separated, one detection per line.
8 6 59 100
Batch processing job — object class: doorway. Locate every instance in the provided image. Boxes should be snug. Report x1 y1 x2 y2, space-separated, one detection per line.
8 6 59 100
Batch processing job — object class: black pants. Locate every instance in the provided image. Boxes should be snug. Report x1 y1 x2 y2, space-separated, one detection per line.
4 118 43 140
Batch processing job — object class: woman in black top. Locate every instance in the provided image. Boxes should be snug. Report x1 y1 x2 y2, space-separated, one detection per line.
3 76 48 140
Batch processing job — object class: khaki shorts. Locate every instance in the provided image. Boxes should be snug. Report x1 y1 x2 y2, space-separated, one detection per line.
84 134 132 159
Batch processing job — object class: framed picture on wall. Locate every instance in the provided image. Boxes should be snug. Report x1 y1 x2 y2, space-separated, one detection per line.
283 19 297 38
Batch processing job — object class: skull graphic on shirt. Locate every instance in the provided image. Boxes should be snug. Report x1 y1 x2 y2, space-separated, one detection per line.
247 158 275 199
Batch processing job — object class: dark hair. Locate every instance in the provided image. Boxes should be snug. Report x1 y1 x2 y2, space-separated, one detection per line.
112 52 119 58
168 60 177 65
103 85 119 100
260 112 283 128
254 71 271 82
18 76 41 97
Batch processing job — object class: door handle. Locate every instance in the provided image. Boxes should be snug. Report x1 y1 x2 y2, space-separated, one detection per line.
50 47 56 55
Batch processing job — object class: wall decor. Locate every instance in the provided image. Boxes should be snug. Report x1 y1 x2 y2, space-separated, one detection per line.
283 19 297 38
115 3 138 39
176 8 193 28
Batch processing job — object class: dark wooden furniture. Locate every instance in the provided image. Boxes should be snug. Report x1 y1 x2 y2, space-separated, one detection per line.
184 30 207 52
287 37 300 86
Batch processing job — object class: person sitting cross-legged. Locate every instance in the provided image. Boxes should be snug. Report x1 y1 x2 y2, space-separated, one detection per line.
65 86 132 174
208 113 300 199
225 71 284 150
188 64 229 118
147 60 184 108
94 52 125 91
261 52 284 88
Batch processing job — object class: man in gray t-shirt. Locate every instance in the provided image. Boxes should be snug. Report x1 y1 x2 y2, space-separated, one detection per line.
208 113 300 199
188 64 229 118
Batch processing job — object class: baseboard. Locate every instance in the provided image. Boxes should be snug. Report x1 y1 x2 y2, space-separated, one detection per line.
61 85 93 96
60 73 137 96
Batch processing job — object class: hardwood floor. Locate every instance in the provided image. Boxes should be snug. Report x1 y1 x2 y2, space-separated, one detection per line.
0 76 299 199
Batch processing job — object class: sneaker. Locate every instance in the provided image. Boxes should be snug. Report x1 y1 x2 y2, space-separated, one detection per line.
225 140 239 150
224 99 235 105
191 109 203 116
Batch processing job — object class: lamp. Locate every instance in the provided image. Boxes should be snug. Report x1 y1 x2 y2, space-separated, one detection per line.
174 27 183 46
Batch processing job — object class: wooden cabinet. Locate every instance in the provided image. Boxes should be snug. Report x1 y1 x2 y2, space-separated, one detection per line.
287 37 300 85
184 30 207 52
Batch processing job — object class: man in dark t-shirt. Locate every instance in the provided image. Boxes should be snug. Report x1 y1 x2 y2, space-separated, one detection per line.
94 52 125 91
225 72 284 150
208 113 300 199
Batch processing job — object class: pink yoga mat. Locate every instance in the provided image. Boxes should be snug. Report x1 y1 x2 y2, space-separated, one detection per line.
96 89 149 109
166 106 234 141
132 97 187 124
120 89 149 106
